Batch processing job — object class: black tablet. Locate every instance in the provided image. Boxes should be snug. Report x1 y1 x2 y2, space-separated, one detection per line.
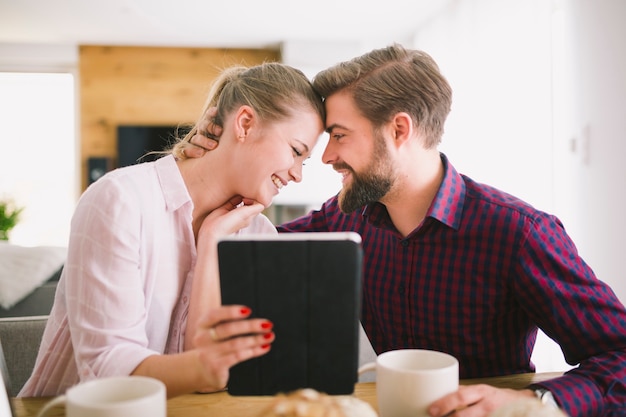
218 232 363 396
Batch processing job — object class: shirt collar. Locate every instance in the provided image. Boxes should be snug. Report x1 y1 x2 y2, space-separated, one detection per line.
154 154 192 212
363 153 465 231
428 153 465 230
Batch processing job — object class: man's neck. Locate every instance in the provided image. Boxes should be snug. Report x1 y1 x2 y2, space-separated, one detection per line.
381 151 444 237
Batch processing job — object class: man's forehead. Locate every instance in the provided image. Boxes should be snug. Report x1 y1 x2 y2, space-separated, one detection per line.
324 92 359 131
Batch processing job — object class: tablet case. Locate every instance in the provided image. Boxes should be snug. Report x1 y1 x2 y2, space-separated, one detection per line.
218 232 363 396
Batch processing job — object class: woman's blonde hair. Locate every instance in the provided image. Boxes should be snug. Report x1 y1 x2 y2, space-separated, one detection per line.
172 62 324 159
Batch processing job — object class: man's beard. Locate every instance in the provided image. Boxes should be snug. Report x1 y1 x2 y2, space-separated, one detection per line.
337 137 394 213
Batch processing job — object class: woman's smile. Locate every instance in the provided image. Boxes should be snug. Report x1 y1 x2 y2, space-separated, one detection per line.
271 174 286 190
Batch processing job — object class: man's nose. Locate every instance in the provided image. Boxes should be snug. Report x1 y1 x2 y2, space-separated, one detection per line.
321 140 336 165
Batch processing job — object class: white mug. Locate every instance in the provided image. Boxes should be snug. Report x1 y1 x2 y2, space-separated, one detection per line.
358 349 459 417
36 376 166 417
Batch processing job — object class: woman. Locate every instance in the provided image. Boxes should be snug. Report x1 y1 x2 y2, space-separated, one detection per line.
19 62 325 398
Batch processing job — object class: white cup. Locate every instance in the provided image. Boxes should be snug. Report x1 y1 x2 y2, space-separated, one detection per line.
358 349 459 417
36 376 166 417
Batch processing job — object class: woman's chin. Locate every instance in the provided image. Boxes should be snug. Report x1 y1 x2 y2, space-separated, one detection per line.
258 194 273 209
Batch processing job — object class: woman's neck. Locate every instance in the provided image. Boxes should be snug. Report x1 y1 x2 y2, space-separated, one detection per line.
177 154 233 235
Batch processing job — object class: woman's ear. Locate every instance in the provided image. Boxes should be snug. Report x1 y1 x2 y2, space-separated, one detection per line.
234 105 255 142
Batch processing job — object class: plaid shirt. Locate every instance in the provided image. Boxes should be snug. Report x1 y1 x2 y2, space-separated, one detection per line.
278 154 626 417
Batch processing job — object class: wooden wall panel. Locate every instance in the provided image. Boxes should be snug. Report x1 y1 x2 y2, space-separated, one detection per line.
79 45 280 190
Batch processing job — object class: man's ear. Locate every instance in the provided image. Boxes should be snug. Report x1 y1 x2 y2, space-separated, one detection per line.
234 105 255 141
389 112 414 149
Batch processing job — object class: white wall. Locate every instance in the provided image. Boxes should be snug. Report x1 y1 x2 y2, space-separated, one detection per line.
556 0 626 304
414 0 555 213
0 44 79 247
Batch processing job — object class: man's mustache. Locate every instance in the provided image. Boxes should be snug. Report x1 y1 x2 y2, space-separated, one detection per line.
332 163 353 172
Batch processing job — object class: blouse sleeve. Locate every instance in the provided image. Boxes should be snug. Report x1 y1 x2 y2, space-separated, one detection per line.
64 175 159 380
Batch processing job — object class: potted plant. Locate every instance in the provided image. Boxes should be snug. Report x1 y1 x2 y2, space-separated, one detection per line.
0 198 23 241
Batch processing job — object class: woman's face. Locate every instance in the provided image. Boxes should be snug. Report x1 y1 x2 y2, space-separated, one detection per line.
234 106 323 207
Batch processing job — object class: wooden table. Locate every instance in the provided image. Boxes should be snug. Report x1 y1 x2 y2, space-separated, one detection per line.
11 372 563 417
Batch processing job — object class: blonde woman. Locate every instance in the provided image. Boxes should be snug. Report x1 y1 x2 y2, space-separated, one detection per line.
19 62 324 398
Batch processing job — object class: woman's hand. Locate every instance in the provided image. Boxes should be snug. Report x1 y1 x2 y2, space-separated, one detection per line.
182 107 222 158
197 195 265 250
130 304 273 397
185 196 266 358
194 305 274 392
428 385 538 416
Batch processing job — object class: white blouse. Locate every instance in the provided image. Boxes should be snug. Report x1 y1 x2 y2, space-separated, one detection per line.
19 155 276 396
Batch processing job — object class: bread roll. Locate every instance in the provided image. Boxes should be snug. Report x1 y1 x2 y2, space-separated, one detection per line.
256 388 378 417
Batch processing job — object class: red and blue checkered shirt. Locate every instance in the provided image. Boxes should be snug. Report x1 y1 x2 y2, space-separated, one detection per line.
278 154 626 417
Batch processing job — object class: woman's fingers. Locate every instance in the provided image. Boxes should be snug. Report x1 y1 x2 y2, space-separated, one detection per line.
213 331 274 369
195 332 273 391
210 318 274 342
198 200 265 242
195 306 273 346
196 319 274 346
193 306 275 391
200 305 252 327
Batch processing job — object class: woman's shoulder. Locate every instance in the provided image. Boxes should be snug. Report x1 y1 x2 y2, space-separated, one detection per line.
80 162 160 203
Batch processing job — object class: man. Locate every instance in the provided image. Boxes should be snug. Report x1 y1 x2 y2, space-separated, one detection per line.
186 44 626 416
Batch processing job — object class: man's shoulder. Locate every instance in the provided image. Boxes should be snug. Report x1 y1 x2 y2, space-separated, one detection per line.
460 174 547 221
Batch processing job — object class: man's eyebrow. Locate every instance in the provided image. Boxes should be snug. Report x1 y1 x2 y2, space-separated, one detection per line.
325 123 348 134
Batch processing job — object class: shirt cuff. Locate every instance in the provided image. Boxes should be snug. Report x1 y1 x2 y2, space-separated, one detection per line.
532 372 603 417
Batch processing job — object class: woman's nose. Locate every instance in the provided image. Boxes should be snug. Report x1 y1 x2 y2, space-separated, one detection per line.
289 163 303 183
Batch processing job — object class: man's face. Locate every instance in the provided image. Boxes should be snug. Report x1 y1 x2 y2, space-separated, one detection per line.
322 91 395 213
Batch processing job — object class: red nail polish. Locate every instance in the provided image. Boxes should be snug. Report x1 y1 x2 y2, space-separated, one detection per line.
261 321 273 329
261 344 270 349
240 307 251 315
263 332 273 339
